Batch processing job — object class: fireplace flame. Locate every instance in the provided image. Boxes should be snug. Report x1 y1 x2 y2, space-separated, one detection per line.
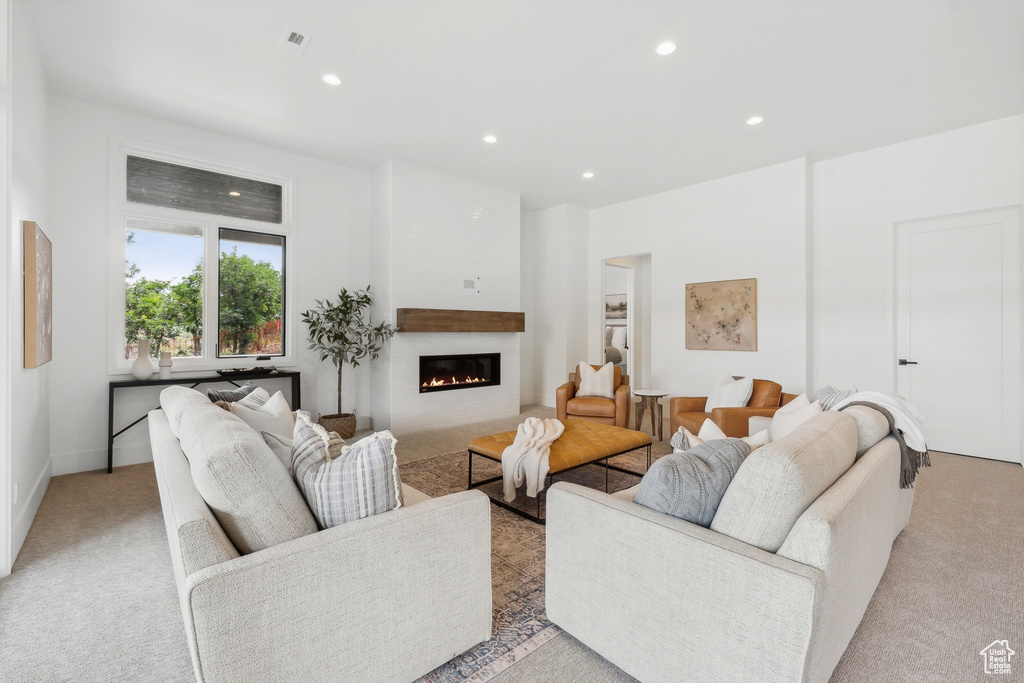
422 375 485 388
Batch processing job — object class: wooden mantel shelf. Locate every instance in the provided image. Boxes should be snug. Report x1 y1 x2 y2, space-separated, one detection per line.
396 308 525 333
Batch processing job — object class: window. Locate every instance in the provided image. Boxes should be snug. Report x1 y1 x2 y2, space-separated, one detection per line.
124 218 204 360
111 142 293 372
218 228 285 357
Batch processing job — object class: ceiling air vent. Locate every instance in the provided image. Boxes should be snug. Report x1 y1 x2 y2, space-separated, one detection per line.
278 29 310 56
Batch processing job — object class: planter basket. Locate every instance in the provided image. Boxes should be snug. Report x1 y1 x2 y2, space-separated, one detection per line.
318 412 357 440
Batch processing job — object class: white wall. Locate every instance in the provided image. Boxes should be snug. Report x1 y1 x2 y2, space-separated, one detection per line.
46 96 372 474
1 0 12 576
371 160 522 431
520 204 588 407
812 115 1024 392
587 159 810 398
6 0 50 565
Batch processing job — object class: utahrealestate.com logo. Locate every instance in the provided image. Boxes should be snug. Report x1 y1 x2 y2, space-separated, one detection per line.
980 640 1015 675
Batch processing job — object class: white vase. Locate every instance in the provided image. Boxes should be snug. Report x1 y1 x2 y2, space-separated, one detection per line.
159 351 172 379
132 339 155 380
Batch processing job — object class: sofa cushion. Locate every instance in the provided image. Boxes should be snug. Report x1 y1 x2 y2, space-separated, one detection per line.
177 401 317 554
227 390 295 439
768 394 823 441
634 439 750 527
292 412 404 529
577 361 615 399
206 380 257 403
566 396 617 418
711 411 857 552
840 404 891 458
705 374 753 411
160 385 212 438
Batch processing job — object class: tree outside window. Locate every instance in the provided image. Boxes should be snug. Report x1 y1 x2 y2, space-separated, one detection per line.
124 222 286 359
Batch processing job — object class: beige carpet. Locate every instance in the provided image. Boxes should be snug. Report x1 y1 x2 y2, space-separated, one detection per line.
403 447 659 682
0 406 1021 683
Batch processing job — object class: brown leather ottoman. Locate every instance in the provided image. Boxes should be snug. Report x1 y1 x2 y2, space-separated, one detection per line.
467 418 653 523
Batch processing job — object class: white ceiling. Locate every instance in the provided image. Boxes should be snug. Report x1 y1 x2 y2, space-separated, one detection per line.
25 0 1024 211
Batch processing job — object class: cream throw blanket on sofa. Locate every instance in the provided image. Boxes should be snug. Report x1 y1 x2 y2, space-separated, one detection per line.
502 417 565 502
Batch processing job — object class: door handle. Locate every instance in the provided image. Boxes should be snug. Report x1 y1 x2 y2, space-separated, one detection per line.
898 359 918 365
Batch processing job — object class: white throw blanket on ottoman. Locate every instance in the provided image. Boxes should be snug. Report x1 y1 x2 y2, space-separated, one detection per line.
502 417 565 502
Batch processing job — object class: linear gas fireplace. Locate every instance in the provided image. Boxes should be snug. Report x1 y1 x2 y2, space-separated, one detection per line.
419 353 500 393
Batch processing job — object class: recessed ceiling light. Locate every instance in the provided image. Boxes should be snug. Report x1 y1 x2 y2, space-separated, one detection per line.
746 116 763 125
322 74 341 86
655 41 677 56
582 171 595 179
483 134 497 144
228 191 241 197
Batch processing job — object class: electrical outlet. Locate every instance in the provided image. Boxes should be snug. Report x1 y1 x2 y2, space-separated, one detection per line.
13 482 19 505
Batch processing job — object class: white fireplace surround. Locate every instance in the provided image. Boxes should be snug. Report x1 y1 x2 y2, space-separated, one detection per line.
370 160 523 433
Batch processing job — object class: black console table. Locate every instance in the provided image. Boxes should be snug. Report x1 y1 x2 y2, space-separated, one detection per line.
107 370 301 473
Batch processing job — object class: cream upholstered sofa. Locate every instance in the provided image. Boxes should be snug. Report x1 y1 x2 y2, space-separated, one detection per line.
546 409 914 683
148 387 492 683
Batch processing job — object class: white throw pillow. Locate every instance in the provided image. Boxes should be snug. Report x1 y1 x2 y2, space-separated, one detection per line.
262 430 294 473
769 394 823 441
577 361 615 399
697 419 728 441
741 429 770 451
228 391 295 439
705 374 754 412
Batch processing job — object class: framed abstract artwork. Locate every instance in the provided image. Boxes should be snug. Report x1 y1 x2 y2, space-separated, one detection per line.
24 221 53 368
685 278 757 351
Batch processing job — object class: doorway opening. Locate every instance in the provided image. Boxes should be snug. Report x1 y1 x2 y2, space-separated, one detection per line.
602 254 652 390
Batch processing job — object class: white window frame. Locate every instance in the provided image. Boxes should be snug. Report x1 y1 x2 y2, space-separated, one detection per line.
107 137 296 375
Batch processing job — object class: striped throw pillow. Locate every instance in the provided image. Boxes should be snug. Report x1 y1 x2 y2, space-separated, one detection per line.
291 411 403 529
207 380 257 403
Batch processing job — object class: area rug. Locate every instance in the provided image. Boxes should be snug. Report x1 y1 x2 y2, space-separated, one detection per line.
402 446 664 682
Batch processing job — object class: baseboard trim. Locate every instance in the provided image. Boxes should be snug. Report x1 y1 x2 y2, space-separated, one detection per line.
12 459 51 561
52 441 153 476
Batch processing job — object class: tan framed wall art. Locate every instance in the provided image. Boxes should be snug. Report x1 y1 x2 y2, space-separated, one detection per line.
685 277 757 351
24 221 53 368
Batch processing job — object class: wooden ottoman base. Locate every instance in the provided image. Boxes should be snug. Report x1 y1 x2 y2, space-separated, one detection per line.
467 419 653 523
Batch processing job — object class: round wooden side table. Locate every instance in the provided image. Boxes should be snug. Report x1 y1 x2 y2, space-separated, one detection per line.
633 389 668 441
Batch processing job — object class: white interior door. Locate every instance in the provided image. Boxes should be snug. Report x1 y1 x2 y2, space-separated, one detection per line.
895 208 1021 462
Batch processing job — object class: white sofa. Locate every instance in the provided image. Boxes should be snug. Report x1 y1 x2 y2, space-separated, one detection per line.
148 391 492 683
546 410 914 683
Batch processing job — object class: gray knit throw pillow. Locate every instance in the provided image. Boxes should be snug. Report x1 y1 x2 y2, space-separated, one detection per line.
634 439 750 527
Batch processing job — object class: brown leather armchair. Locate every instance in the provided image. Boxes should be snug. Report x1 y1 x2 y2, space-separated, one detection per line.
669 379 795 437
556 364 631 429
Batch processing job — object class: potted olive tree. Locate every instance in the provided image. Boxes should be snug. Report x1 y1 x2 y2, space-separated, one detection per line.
301 285 396 438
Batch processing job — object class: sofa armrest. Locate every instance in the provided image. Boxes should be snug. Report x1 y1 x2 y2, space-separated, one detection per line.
613 382 631 428
710 406 784 437
546 483 822 683
556 380 575 421
182 490 492 683
670 396 707 414
776 437 914 683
